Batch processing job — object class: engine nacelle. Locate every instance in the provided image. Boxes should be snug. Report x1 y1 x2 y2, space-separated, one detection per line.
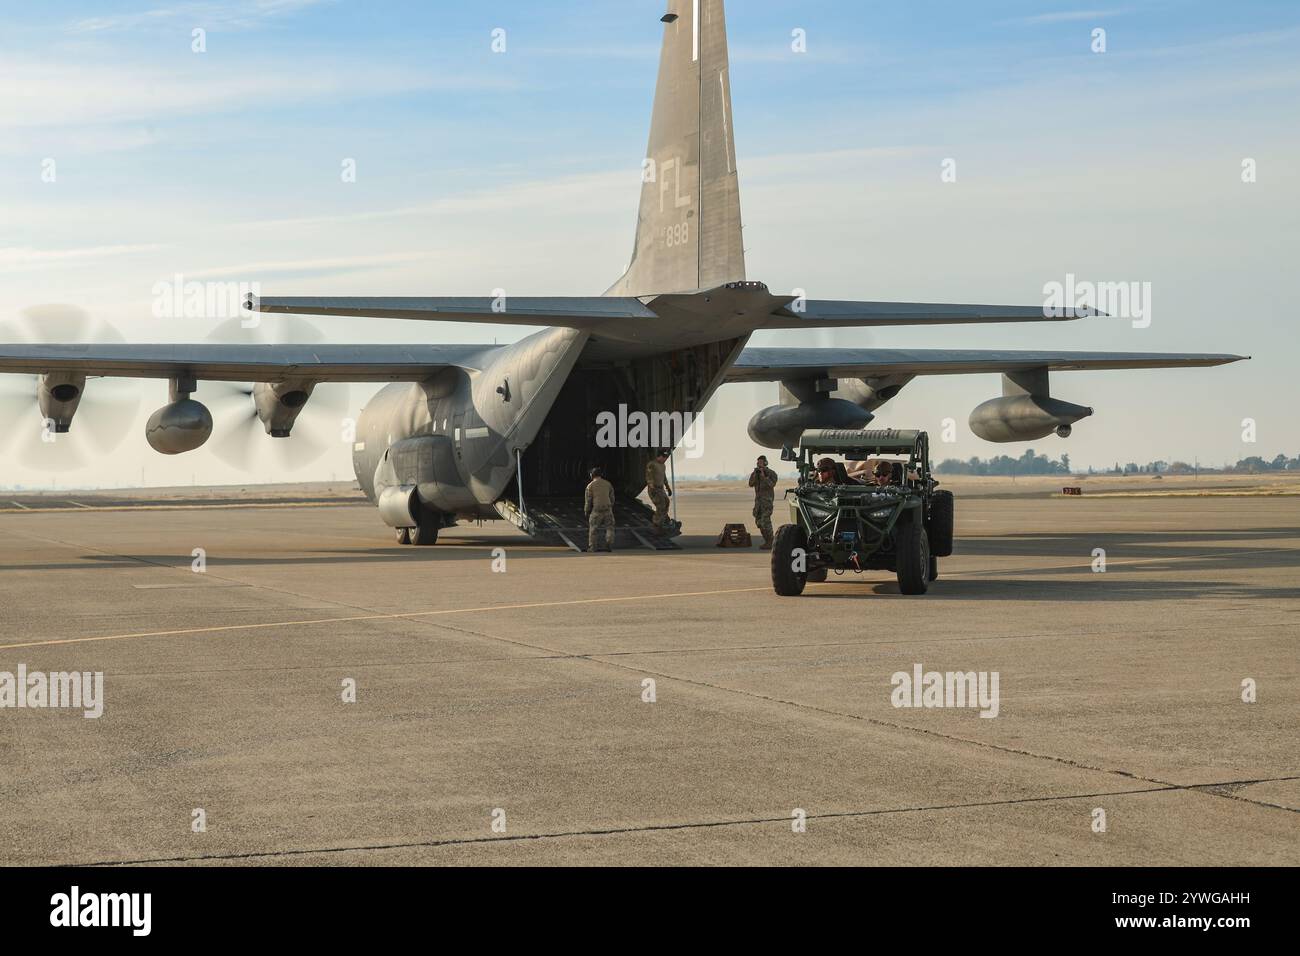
145 399 214 454
834 374 915 414
38 373 86 433
254 381 314 437
747 398 873 449
968 395 1092 443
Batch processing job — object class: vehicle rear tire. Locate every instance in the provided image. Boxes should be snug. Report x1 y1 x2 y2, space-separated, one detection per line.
771 524 809 596
927 490 954 557
396 527 411 545
896 515 931 595
807 567 828 583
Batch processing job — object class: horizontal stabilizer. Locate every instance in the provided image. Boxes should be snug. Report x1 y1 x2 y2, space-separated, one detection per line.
762 301 1096 328
249 288 1091 335
251 296 654 327
728 348 1249 382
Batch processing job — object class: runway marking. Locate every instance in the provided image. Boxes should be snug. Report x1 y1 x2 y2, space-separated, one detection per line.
1066 494 1300 502
0 500 362 515
94 615 1298 681
588 544 1300 581
73 776 1300 866
131 582 253 590
65 500 93 509
584 653 1300 819
1 520 1294 659
0 585 772 651
0 530 1294 652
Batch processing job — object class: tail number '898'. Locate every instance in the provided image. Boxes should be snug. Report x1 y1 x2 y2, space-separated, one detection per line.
665 222 690 248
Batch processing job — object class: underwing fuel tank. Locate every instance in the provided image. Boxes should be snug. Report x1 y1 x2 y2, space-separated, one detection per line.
145 399 214 454
747 398 872 449
968 395 1093 442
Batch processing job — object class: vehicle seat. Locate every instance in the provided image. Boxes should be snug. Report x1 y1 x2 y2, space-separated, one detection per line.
890 462 905 485
831 461 857 485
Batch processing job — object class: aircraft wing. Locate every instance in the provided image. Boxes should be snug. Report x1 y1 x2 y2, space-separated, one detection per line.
0 343 495 382
727 348 1249 382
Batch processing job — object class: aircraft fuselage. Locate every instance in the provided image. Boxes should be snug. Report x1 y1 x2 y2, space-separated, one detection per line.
352 322 750 529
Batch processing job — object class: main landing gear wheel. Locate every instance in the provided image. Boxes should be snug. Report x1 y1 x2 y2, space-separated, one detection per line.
408 521 439 546
396 527 411 545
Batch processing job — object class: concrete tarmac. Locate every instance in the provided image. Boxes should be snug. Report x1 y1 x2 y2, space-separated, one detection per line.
0 484 1296 865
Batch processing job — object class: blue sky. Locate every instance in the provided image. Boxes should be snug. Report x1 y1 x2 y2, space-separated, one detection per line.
1 0 1298 484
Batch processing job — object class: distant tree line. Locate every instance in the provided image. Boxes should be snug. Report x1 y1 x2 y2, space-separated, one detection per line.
936 451 1300 476
936 449 1072 476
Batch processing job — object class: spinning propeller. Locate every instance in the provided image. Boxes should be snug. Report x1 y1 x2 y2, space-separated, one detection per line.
0 305 141 473
199 315 352 472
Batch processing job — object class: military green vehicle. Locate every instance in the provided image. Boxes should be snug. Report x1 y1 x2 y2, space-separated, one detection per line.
771 429 954 596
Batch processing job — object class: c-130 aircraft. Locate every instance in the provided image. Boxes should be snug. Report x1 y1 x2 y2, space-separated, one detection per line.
0 0 1245 549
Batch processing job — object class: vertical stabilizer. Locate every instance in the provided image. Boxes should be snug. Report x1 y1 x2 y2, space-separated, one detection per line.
606 0 745 297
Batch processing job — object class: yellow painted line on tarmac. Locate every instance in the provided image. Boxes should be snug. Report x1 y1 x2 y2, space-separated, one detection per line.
0 585 772 651
936 545 1300 579
1056 490 1300 499
0 501 360 515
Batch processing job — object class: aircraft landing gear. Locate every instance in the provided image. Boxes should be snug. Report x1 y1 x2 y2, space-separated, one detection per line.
408 521 439 546
396 507 444 546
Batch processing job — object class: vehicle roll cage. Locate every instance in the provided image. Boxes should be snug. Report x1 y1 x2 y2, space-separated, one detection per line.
790 428 933 486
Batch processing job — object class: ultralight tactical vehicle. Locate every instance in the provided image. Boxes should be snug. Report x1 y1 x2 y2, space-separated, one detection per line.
771 429 954 596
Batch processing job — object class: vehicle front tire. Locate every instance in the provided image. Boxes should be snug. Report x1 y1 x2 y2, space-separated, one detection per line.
771 523 809 596
896 515 931 595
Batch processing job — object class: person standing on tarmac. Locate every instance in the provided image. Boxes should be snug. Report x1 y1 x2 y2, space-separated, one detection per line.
645 450 672 535
748 454 779 550
584 466 616 553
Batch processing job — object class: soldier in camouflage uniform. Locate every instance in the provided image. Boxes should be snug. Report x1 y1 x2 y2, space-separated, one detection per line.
645 450 672 534
584 466 616 552
748 454 779 549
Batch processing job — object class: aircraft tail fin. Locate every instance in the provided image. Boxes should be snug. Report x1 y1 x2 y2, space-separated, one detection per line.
606 0 744 297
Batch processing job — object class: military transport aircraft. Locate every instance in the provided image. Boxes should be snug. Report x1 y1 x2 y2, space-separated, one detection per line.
0 0 1245 548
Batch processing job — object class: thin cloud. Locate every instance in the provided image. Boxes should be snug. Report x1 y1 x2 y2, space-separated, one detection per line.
529 44 658 60
234 169 636 232
0 244 163 272
68 0 331 34
1011 9 1125 25
185 252 429 279
0 58 516 128
729 42 871 65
